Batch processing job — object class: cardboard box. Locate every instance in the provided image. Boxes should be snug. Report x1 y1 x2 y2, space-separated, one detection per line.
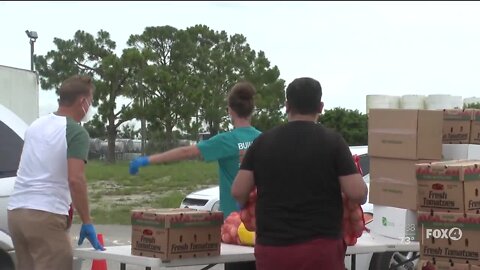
443 109 473 144
369 179 418 210
368 109 443 160
371 157 437 185
131 208 223 262
442 144 480 160
417 259 470 270
464 170 480 214
470 110 480 145
416 160 480 213
418 211 480 263
416 161 466 213
370 205 418 241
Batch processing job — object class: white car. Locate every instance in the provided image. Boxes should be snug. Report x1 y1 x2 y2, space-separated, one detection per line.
0 104 28 269
179 145 418 270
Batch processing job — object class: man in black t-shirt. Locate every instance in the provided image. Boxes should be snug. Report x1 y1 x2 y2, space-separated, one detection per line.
232 77 368 270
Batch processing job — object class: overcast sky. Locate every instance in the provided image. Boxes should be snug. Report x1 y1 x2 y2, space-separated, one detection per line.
2 1 480 119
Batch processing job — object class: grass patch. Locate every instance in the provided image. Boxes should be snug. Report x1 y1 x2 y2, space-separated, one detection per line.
76 160 218 225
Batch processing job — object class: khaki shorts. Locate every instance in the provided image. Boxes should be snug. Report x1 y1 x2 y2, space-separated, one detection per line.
8 208 73 270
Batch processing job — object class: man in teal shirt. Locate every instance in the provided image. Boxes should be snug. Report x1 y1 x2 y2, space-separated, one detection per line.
129 81 261 219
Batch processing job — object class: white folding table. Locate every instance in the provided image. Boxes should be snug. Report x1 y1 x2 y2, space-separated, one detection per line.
73 232 419 270
75 244 253 270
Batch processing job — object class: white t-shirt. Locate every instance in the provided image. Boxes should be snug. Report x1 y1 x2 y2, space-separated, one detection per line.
8 113 90 215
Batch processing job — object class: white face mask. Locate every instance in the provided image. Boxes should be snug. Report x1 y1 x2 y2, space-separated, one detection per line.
81 99 94 123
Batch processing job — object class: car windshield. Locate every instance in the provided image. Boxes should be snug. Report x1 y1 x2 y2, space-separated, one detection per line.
0 120 23 178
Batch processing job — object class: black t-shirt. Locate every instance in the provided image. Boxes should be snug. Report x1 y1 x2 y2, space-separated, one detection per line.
240 121 359 246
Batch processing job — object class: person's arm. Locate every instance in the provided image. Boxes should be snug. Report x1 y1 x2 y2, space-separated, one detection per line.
69 161 104 250
339 174 368 204
334 136 368 204
149 145 201 164
231 169 255 206
66 121 104 250
129 145 201 175
130 133 236 175
68 158 91 224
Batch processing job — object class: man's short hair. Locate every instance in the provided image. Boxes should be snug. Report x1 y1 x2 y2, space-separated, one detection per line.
286 77 322 114
56 75 95 106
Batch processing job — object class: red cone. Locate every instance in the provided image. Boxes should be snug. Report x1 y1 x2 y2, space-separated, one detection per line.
91 233 107 270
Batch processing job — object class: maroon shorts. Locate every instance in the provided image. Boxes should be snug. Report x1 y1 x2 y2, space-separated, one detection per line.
254 237 346 270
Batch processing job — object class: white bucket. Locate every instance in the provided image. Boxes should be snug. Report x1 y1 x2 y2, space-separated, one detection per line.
366 95 400 114
425 95 454 110
400 95 425 109
450 96 463 109
389 96 400 108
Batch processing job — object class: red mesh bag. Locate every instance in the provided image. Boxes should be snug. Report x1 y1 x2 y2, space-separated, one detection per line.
221 211 242 245
343 155 369 246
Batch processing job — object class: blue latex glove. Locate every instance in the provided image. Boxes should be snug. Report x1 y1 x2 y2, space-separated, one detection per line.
78 224 105 251
129 156 150 175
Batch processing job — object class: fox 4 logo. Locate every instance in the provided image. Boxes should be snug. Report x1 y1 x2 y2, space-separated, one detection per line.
425 227 462 241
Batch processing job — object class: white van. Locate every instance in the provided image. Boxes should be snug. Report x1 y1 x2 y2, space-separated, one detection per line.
0 104 28 269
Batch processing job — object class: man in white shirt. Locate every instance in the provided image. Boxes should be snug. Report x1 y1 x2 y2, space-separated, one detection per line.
8 75 104 270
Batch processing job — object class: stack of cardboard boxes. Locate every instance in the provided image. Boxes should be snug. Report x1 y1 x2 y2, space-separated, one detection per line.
416 160 480 269
367 108 480 269
415 109 480 269
443 109 480 161
368 109 443 241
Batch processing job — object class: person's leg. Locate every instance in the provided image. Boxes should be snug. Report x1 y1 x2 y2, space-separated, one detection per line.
20 209 73 270
255 237 346 270
302 237 346 270
8 209 35 270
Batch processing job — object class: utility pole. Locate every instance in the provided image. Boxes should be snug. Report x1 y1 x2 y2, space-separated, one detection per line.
25 30 38 71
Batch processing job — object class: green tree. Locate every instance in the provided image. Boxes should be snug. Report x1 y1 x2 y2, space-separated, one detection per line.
319 107 368 146
186 25 286 135
246 50 286 132
118 122 139 139
127 26 198 149
35 30 144 163
464 102 480 109
83 114 107 139
186 25 233 136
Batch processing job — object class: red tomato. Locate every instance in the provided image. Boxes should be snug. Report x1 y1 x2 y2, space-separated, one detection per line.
222 232 233 243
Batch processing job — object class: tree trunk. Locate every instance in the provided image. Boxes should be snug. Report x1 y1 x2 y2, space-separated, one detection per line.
106 117 117 163
141 117 146 156
208 120 219 136
165 122 174 150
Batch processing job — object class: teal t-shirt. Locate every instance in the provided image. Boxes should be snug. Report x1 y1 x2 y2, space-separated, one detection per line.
197 126 261 218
